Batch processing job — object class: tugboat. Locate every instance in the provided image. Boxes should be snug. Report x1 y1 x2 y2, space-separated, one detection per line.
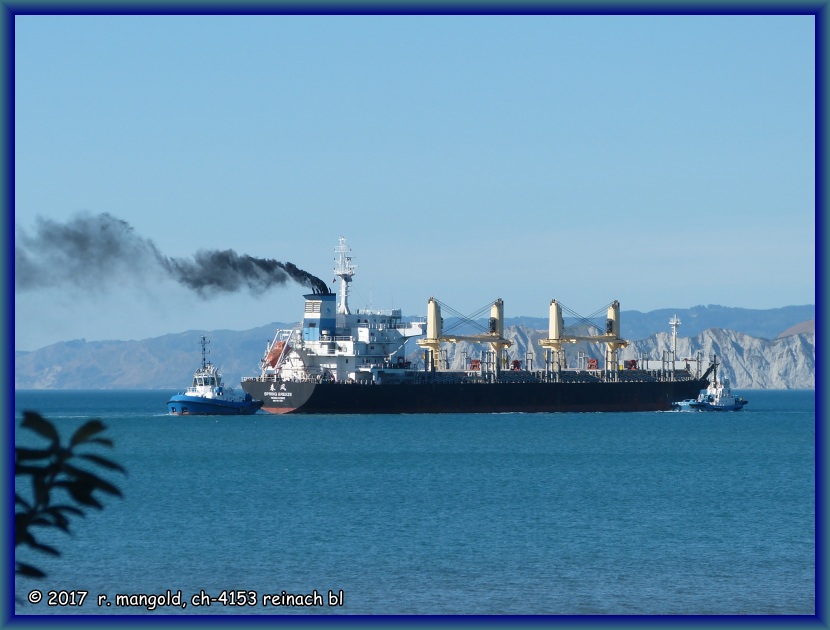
673 357 748 411
168 336 263 415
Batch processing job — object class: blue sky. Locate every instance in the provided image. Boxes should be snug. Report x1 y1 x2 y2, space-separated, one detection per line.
14 14 815 350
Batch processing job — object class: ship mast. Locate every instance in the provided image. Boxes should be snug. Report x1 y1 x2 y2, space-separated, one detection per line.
669 315 681 362
333 236 356 315
668 314 681 380
200 335 210 370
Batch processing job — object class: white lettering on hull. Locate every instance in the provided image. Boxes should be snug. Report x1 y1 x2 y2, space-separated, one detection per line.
264 391 293 402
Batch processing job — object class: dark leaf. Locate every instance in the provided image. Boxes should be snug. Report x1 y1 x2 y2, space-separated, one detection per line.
62 464 123 497
21 412 59 444
30 541 61 556
15 518 36 546
16 561 46 579
40 509 69 532
15 494 32 510
43 517 69 533
16 463 49 477
15 511 33 527
69 419 107 447
15 447 53 461
78 453 126 474
64 483 103 509
47 504 85 518
60 464 99 483
32 476 50 508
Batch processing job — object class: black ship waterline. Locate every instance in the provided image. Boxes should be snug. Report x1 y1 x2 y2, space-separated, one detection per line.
241 376 708 415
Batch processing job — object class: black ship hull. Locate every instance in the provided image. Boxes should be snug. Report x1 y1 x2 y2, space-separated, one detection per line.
241 375 708 414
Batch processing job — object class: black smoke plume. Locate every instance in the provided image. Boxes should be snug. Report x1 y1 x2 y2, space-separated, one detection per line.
15 212 329 296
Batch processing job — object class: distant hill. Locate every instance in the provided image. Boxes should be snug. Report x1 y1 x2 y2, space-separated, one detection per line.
14 322 289 390
777 320 814 338
14 305 815 390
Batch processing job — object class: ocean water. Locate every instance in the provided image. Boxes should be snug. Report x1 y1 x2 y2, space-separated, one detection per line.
13 389 815 616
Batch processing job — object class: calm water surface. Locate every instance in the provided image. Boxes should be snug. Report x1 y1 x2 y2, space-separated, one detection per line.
13 389 815 616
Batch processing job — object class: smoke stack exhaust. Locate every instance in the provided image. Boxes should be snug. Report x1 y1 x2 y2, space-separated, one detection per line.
15 212 329 296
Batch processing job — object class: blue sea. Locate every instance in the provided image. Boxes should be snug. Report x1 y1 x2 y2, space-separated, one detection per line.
13 389 815 617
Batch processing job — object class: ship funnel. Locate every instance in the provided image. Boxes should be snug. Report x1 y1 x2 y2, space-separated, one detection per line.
606 300 621 338
548 299 564 341
426 297 442 340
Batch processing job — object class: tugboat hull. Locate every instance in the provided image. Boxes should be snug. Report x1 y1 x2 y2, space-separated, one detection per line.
167 394 263 415
687 400 748 411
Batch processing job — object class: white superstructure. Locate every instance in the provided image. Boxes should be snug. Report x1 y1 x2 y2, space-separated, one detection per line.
256 238 425 384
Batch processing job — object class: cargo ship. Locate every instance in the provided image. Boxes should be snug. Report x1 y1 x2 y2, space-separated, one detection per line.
241 238 710 414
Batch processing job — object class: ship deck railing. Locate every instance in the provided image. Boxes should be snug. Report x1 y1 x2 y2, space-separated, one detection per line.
355 322 425 331
355 308 403 317
243 368 698 386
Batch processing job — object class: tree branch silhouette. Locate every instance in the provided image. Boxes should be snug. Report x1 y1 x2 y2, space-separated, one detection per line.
15 411 126 579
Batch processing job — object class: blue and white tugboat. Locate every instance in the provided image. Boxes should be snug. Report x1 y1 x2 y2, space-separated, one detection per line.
167 336 263 415
673 357 748 411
